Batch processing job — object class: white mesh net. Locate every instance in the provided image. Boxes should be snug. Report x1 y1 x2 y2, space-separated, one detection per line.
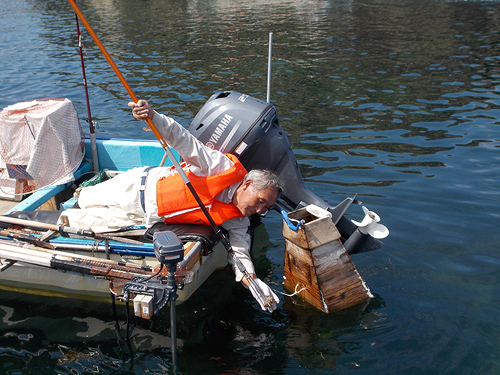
0 98 85 198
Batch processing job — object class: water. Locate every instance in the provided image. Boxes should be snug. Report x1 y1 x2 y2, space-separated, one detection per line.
1 0 500 373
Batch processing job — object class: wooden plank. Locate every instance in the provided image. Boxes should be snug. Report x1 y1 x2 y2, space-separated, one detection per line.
322 284 372 312
283 274 323 308
283 243 316 286
282 207 340 249
181 242 200 271
312 243 372 307
283 243 326 312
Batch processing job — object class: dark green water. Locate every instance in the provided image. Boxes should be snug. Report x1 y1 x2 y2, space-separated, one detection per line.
1 0 500 373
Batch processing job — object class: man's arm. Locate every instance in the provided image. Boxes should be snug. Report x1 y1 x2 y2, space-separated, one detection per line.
221 217 255 282
223 218 279 312
128 100 231 176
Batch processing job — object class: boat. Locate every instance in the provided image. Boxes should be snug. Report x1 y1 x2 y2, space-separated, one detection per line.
0 91 387 318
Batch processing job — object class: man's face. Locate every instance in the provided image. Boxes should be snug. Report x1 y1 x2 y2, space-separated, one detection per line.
233 180 279 217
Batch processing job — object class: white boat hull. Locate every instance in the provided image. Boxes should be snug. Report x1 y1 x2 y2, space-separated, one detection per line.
0 241 228 304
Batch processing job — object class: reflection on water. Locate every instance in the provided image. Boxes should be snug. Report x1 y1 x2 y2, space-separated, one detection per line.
1 0 500 373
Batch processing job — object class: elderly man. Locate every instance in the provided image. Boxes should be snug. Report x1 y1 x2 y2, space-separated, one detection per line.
61 100 282 312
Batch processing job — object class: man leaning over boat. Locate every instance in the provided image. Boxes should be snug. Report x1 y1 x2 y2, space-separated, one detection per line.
59 100 282 312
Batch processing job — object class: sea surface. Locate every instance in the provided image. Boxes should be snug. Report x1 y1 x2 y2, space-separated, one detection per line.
1 0 500 374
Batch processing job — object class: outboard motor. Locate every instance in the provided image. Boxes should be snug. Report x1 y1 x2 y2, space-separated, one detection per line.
188 91 385 253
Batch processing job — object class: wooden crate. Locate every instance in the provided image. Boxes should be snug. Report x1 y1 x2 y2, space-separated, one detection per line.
283 206 372 313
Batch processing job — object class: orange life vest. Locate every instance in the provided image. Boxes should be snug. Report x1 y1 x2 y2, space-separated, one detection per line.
156 153 248 226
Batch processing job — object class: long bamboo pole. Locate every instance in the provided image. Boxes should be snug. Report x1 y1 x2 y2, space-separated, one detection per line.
0 238 149 269
0 239 152 277
0 215 142 245
0 229 55 249
0 246 50 267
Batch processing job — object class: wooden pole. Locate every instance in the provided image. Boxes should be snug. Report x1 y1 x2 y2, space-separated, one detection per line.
0 229 54 249
0 215 143 245
0 240 153 278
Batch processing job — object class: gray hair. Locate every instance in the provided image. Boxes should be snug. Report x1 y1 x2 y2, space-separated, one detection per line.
243 169 283 195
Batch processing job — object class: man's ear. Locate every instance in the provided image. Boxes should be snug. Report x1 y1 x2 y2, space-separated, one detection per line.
242 180 253 190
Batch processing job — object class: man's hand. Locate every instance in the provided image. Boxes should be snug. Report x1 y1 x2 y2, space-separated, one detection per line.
249 278 279 313
128 100 154 121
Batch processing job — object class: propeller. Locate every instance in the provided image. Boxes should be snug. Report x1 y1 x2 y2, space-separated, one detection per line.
351 206 389 239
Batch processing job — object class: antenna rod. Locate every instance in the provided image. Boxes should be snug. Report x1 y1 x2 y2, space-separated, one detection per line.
266 32 273 103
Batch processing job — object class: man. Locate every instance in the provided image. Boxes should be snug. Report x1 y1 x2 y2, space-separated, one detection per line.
60 100 282 312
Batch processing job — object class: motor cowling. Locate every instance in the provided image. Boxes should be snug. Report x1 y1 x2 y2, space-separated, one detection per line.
188 91 319 210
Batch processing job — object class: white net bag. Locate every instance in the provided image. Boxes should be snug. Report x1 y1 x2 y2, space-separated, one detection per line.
0 98 85 197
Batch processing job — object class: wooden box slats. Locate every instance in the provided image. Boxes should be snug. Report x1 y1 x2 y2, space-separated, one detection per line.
283 206 372 313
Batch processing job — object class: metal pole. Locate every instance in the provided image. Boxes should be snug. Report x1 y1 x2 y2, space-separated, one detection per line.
167 264 178 373
266 32 273 103
75 14 99 172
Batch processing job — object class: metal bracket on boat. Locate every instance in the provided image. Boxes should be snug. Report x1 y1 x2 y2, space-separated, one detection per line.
123 276 174 317
122 269 193 317
122 230 192 318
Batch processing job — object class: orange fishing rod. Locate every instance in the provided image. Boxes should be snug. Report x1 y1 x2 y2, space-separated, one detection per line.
67 0 272 311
